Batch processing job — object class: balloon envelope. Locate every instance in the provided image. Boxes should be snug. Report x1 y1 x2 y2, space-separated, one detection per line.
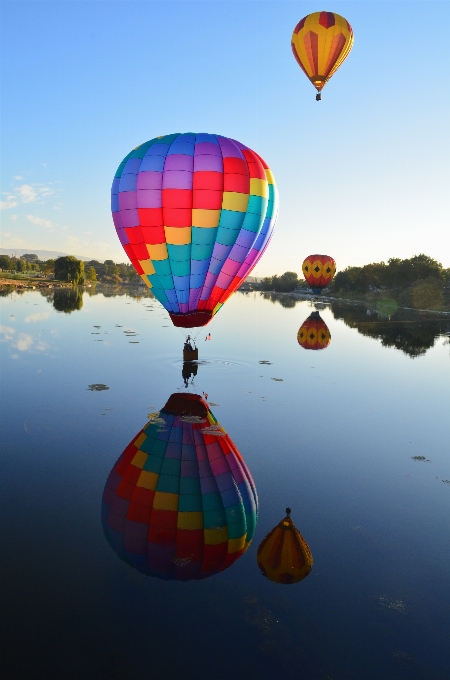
102 393 258 580
257 511 313 584
291 12 353 93
111 133 278 328
297 311 331 350
302 254 336 293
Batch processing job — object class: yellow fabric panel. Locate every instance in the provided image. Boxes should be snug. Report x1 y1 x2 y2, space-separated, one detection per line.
228 535 246 553
177 512 203 530
264 168 275 185
312 259 324 278
134 432 147 449
212 302 223 316
222 192 249 213
192 209 221 228
164 226 192 245
204 526 228 545
139 274 152 288
136 470 158 491
146 242 168 261
249 178 268 199
131 450 148 469
153 491 179 511
139 259 156 275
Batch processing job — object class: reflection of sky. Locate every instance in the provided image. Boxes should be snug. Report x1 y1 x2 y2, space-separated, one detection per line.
1 288 450 679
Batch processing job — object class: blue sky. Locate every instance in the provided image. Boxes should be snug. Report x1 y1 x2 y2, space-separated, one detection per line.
1 1 449 274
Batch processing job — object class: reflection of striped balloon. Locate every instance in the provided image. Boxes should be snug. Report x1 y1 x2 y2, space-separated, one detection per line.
302 254 336 293
257 511 313 584
102 393 258 581
292 12 353 93
111 133 278 328
297 312 331 350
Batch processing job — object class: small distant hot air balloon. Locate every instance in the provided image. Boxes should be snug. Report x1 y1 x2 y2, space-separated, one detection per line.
257 508 313 584
297 311 331 350
111 133 278 328
302 254 336 294
102 393 258 581
291 11 354 100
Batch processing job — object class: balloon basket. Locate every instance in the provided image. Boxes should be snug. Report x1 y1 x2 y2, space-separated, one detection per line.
183 348 198 362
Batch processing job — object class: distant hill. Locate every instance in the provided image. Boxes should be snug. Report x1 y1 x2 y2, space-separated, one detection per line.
0 248 94 261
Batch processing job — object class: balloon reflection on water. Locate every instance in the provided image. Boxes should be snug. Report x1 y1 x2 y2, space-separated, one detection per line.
102 392 258 580
297 311 331 350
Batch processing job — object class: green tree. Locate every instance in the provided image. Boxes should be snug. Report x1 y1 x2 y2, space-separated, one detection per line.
22 253 39 262
54 256 85 284
15 259 27 272
41 259 55 275
86 266 97 282
0 255 12 270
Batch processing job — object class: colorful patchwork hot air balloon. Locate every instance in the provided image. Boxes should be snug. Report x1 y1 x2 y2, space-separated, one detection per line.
111 133 278 328
302 254 336 293
291 12 354 100
102 393 258 580
257 508 313 584
297 311 331 350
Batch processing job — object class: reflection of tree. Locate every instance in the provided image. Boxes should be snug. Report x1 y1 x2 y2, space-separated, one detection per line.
262 292 298 308
330 302 450 358
53 288 84 313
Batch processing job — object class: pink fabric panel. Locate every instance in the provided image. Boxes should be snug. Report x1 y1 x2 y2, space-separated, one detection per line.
178 302 189 313
120 208 140 228
206 441 224 461
189 287 202 310
194 142 222 156
216 136 245 159
112 211 124 230
215 271 233 290
219 257 241 277
137 171 162 190
136 190 162 208
194 155 223 172
162 170 193 190
119 191 137 210
164 154 194 171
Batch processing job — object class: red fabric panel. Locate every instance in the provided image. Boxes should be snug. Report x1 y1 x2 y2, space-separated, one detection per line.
116 478 137 501
291 42 309 76
193 171 224 191
241 149 266 179
319 11 335 28
138 207 163 226
192 190 223 209
169 310 213 328
141 225 166 244
304 30 319 74
223 173 250 193
294 16 306 33
163 208 192 227
127 502 152 524
124 226 144 245
148 527 177 545
176 529 204 562
121 465 142 485
222 550 244 569
162 189 193 209
324 32 346 76
131 486 155 508
129 243 150 260
149 509 178 530
131 259 144 275
223 157 249 176
201 542 228 571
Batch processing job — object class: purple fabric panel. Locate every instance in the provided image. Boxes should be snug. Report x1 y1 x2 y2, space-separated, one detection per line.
111 178 120 193
123 158 142 174
120 209 139 228
174 562 201 580
119 173 138 192
165 442 182 459
230 138 249 151
203 271 217 289
112 212 124 230
109 495 129 516
181 460 199 477
219 258 241 277
136 190 162 208
227 243 249 264
162 170 193 190
178 302 189 313
235 228 256 250
103 486 117 506
195 134 220 146
211 242 231 261
137 171 162 190
117 229 130 246
195 441 208 461
106 470 121 493
119 192 137 210
107 511 126 532
189 287 202 310
124 527 148 554
181 443 196 460
209 456 230 476
216 136 245 159
206 441 224 461
147 543 176 572
215 471 234 491
199 286 213 301
194 142 221 156
200 474 218 494
182 428 195 446
193 155 223 172
215 272 233 290
164 154 194 171
198 460 212 478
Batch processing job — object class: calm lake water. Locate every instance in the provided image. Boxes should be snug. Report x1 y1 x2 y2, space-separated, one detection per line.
1 285 449 680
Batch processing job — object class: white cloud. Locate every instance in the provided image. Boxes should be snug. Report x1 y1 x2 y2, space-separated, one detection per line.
26 214 53 228
10 214 18 220
15 333 34 351
0 325 15 342
17 184 38 203
0 198 18 210
0 326 48 352
25 311 52 323
14 176 23 180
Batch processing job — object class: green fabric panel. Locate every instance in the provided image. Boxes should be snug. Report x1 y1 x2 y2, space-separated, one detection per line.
178 494 203 512
218 209 246 230
216 226 240 246
129 139 158 159
154 133 180 145
156 474 180 494
201 492 224 511
139 433 161 454
180 477 202 495
203 508 227 529
240 212 263 234
227 520 247 539
192 227 218 245
149 439 168 458
268 185 275 202
160 458 181 477
158 274 175 290
167 244 191 261
170 259 190 277
114 151 134 178
246 195 267 216
142 453 164 474
153 260 172 276
244 510 258 541
191 243 214 261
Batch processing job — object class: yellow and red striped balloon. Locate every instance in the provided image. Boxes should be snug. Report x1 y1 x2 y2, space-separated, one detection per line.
291 11 354 95
302 254 336 293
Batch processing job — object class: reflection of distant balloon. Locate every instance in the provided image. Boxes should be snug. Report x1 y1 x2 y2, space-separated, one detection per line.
102 393 258 580
302 254 336 293
257 508 313 584
291 12 354 100
297 312 331 350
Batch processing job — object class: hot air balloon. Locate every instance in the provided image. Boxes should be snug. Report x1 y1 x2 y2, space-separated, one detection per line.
102 393 258 580
111 133 278 328
291 12 354 100
302 254 336 294
297 311 331 350
257 508 313 584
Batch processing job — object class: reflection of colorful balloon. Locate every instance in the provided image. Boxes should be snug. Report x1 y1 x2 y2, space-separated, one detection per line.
291 12 354 98
102 393 258 580
257 509 313 584
111 133 278 328
297 311 331 350
302 254 336 293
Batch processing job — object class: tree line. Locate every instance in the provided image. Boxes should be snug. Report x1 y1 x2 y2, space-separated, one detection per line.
0 254 140 284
